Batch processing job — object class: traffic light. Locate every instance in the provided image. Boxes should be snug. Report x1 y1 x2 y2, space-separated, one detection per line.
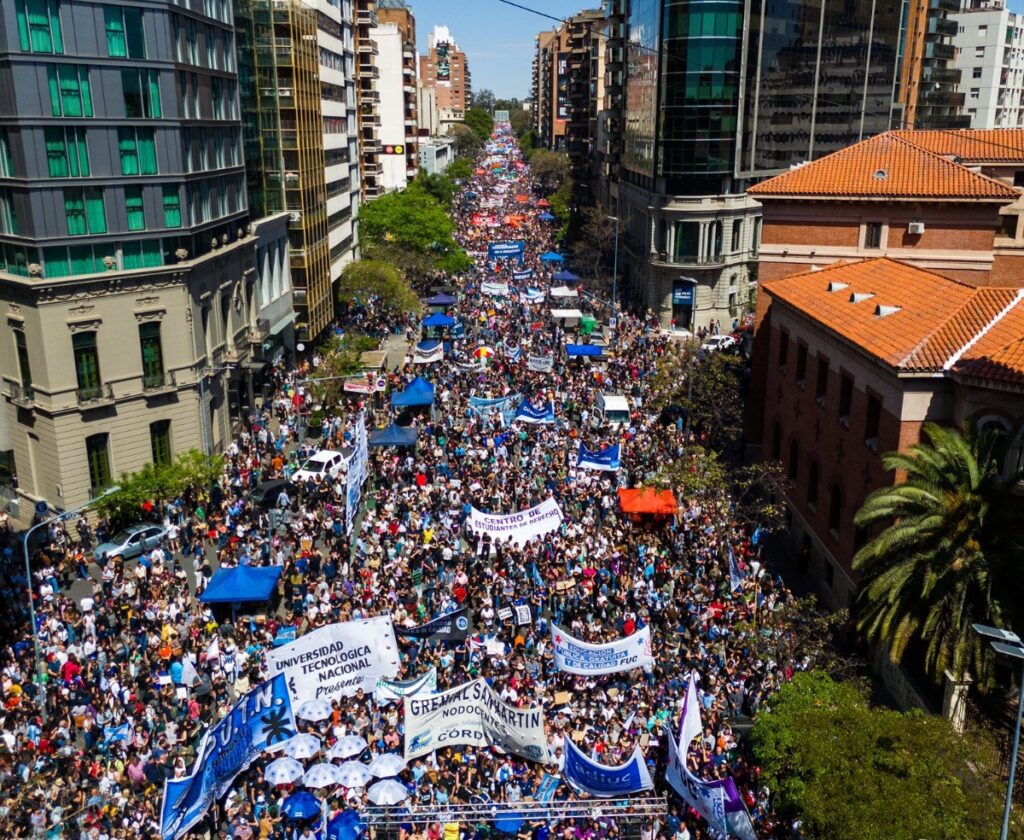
383 144 405 155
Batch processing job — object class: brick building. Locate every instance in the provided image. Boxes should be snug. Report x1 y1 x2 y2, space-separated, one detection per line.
419 25 469 133
750 258 1024 608
749 129 1024 287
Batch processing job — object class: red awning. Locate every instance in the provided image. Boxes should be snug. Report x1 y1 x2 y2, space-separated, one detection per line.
537 199 551 207
617 488 678 516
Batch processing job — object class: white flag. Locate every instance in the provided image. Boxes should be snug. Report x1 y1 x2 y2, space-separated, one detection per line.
180 655 200 688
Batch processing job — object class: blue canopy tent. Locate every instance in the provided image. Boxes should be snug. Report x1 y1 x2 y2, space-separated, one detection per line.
565 344 603 357
422 312 455 328
538 211 556 222
391 376 434 407
368 423 419 448
426 293 456 306
552 269 580 282
199 566 283 604
540 251 565 263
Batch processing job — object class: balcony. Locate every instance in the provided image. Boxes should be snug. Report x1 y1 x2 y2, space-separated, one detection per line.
356 8 378 26
76 383 114 406
142 370 177 394
923 66 960 84
927 15 958 37
925 41 955 61
929 0 960 11
359 64 379 80
920 88 965 107
359 40 379 56
9 383 34 407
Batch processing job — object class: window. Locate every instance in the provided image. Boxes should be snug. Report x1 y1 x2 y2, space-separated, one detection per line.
73 331 102 397
731 220 741 252
777 329 789 371
64 187 105 235
788 439 799 480
752 217 761 256
838 373 853 424
212 76 224 119
828 484 843 536
125 186 145 231
118 128 157 175
807 460 819 510
139 322 164 387
47 64 92 117
122 239 163 269
795 341 808 384
970 88 980 100
864 222 883 249
150 420 171 466
865 393 881 447
104 5 145 58
976 45 985 57
0 130 13 178
14 330 32 391
973 67 983 79
85 433 112 493
163 186 182 227
815 355 829 402
16 0 63 54
45 127 89 177
0 190 17 236
122 69 161 118
978 24 987 35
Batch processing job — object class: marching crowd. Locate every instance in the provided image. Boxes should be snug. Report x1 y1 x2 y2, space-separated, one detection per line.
0 126 815 840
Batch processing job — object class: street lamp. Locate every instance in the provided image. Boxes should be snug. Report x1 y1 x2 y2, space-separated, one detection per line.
974 622 1024 840
23 485 120 721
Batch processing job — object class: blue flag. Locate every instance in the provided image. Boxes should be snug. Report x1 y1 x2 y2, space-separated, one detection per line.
576 442 621 472
515 399 555 424
728 546 744 593
102 722 132 747
562 738 654 798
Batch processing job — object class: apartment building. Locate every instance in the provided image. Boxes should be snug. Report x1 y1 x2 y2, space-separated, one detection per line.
376 0 419 181
419 25 469 132
953 0 1024 129
355 0 382 198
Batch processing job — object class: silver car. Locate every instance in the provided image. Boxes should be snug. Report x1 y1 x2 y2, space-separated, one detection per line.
93 523 168 562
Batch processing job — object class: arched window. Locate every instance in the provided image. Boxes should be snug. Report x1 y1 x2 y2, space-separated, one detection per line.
771 421 781 460
788 439 800 480
828 484 843 536
807 460 819 508
976 416 1023 481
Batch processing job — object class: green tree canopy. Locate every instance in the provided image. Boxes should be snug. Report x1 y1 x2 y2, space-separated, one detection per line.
853 422 1024 684
529 149 570 193
303 332 379 409
95 450 224 524
463 107 494 142
336 259 420 315
358 183 455 253
750 671 1006 840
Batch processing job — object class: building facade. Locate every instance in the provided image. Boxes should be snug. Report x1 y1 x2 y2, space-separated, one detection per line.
531 28 569 151
897 0 969 129
355 0 382 199
953 0 1024 129
566 9 605 202
611 0 907 330
376 0 419 180
0 0 290 510
419 25 469 133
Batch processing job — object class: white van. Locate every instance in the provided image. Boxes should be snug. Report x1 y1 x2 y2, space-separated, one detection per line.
592 393 631 429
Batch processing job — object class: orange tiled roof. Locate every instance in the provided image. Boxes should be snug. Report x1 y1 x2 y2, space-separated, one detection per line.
954 294 1024 386
748 133 1017 200
762 258 1022 371
892 129 1024 163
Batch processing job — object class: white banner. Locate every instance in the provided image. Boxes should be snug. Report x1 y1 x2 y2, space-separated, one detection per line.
467 498 563 547
551 624 654 675
404 678 548 763
268 617 399 704
665 723 728 835
413 344 444 365
374 668 437 705
345 412 369 535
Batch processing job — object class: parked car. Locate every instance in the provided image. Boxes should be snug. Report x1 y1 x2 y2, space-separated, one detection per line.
93 523 168 562
701 334 738 352
249 478 291 508
291 448 353 484
659 327 694 342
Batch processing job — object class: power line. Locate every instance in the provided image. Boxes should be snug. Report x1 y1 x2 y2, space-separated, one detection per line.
495 0 566 25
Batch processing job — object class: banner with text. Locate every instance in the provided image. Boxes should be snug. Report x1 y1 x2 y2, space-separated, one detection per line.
551 624 653 675
160 675 296 840
527 354 554 373
487 240 526 264
394 608 471 642
374 667 438 705
404 678 547 763
268 616 399 704
562 738 653 798
468 498 564 547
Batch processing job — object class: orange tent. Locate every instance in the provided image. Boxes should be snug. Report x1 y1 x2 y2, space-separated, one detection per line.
617 488 678 516
515 194 529 203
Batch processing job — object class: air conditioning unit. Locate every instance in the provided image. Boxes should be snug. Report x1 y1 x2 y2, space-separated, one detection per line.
907 221 925 235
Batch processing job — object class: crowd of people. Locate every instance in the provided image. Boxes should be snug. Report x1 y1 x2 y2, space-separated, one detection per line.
0 125 816 840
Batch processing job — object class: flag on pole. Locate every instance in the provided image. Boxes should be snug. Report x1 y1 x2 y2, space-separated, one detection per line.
727 546 744 593
180 655 200 688
576 442 621 472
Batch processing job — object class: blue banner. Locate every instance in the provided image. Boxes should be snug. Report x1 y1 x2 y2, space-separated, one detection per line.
160 675 297 840
487 240 526 264
520 288 545 304
469 394 520 426
577 442 620 472
515 399 555 425
728 546 744 593
562 739 653 798
512 269 534 280
536 773 560 802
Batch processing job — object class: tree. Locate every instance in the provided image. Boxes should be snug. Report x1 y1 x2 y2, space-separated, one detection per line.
358 183 455 253
750 671 1006 840
463 108 494 142
508 108 531 137
529 149 570 193
471 89 496 114
304 333 379 408
336 260 420 315
95 450 225 524
570 207 616 285
853 422 1024 685
449 122 483 157
446 156 474 183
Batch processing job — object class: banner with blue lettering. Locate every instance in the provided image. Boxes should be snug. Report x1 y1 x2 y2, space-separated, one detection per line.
515 399 554 425
551 624 654 675
562 739 653 797
577 442 620 472
160 675 297 840
469 394 519 426
487 240 526 264
520 288 545 304
512 269 534 281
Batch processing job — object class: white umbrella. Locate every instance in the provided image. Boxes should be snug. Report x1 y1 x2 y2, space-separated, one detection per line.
367 779 409 805
336 761 373 789
367 753 407 778
332 734 368 759
303 762 343 790
281 733 321 761
264 756 304 785
296 699 333 722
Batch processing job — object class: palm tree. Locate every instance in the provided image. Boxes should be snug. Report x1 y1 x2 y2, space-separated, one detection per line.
853 422 1023 684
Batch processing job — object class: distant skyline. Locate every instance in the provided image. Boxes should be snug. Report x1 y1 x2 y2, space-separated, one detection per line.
409 0 590 99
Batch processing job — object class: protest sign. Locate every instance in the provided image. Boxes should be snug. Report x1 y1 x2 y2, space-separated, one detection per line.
394 608 471 642
467 498 564 547
562 738 653 797
577 442 621 471
527 354 554 373
551 624 654 675
374 668 438 705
